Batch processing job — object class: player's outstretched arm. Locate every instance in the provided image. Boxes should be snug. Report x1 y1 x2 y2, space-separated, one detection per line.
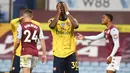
84 32 104 40
76 32 104 40
49 3 61 29
63 3 79 29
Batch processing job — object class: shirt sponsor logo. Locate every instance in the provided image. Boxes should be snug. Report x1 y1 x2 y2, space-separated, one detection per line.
114 34 118 39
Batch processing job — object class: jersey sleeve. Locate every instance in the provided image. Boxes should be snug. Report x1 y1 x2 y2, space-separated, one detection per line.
10 18 21 25
10 18 21 31
109 28 120 57
17 24 22 39
39 28 44 39
48 18 56 30
84 32 104 40
48 18 54 24
31 20 41 26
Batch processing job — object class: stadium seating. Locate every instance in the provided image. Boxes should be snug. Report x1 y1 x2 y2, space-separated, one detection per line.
0 59 130 73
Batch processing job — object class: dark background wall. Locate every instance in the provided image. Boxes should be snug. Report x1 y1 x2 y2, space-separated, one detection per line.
23 10 130 24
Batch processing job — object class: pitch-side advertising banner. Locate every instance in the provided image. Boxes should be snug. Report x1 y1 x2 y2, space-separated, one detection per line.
49 0 130 11
0 24 130 62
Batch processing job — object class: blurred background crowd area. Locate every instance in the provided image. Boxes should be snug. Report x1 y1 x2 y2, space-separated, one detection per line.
0 0 130 73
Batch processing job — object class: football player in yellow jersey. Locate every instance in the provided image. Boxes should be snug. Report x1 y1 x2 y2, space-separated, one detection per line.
48 2 79 73
10 9 41 73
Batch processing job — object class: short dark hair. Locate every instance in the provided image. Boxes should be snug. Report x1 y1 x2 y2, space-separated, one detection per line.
105 14 113 21
23 9 33 17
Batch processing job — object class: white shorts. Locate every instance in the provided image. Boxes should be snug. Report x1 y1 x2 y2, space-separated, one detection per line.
107 56 122 71
20 55 38 68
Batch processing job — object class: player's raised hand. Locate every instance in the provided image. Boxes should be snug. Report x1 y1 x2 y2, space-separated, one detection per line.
57 3 61 14
75 33 85 40
62 3 68 12
41 55 47 63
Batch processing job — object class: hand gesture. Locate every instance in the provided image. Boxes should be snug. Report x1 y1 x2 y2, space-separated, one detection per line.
57 3 61 14
41 55 47 63
107 56 112 64
75 33 85 40
62 3 68 12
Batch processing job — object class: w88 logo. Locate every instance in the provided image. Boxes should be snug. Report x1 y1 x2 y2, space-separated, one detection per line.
83 0 110 8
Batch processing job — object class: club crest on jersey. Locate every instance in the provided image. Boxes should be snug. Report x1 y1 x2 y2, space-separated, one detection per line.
114 34 118 39
61 23 65 27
